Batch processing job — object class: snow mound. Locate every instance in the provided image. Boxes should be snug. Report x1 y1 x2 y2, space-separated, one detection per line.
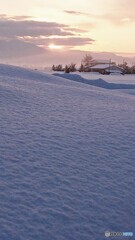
0 64 135 240
53 73 135 90
0 63 47 80
0 63 77 86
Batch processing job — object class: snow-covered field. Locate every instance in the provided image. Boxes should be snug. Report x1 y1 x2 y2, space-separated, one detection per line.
73 72 135 84
0 64 135 240
47 69 135 84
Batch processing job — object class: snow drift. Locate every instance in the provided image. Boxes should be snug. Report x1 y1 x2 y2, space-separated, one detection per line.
0 64 135 240
53 73 135 90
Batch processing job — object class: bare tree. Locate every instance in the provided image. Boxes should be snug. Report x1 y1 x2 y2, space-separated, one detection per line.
81 54 96 71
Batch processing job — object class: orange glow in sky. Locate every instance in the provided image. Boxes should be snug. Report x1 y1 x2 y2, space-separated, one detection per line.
0 0 135 54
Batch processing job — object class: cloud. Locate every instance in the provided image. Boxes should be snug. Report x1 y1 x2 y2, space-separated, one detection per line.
64 27 88 33
50 37 94 47
0 14 32 20
64 10 88 16
0 14 95 60
0 18 74 38
64 1 135 26
24 37 94 48
10 15 33 20
0 39 45 58
100 0 135 24
101 14 134 26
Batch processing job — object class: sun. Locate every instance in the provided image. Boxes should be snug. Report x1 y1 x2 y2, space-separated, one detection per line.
48 44 64 50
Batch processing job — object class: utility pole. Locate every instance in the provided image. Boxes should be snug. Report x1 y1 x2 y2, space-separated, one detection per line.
131 62 133 75
109 59 111 74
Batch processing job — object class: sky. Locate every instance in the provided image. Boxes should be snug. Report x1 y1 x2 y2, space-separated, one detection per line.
0 0 135 66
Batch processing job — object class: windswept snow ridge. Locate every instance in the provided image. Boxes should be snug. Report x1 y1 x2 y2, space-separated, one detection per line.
53 73 135 90
0 64 135 240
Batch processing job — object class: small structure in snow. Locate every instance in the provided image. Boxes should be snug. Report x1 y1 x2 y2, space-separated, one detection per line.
90 64 124 75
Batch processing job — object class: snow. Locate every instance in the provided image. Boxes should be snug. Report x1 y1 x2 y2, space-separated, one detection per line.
90 63 114 69
53 73 135 90
48 70 135 84
0 64 135 240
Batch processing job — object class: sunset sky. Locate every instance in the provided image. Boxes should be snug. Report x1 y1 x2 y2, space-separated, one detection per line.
0 0 135 65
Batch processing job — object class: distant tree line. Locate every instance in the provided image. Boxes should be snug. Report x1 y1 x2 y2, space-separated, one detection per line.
52 54 96 73
52 63 76 73
118 61 135 74
52 54 135 74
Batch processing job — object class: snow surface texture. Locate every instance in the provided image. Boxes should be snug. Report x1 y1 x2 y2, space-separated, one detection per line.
0 64 135 240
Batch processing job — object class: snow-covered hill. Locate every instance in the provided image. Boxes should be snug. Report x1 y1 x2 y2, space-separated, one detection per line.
0 64 135 240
